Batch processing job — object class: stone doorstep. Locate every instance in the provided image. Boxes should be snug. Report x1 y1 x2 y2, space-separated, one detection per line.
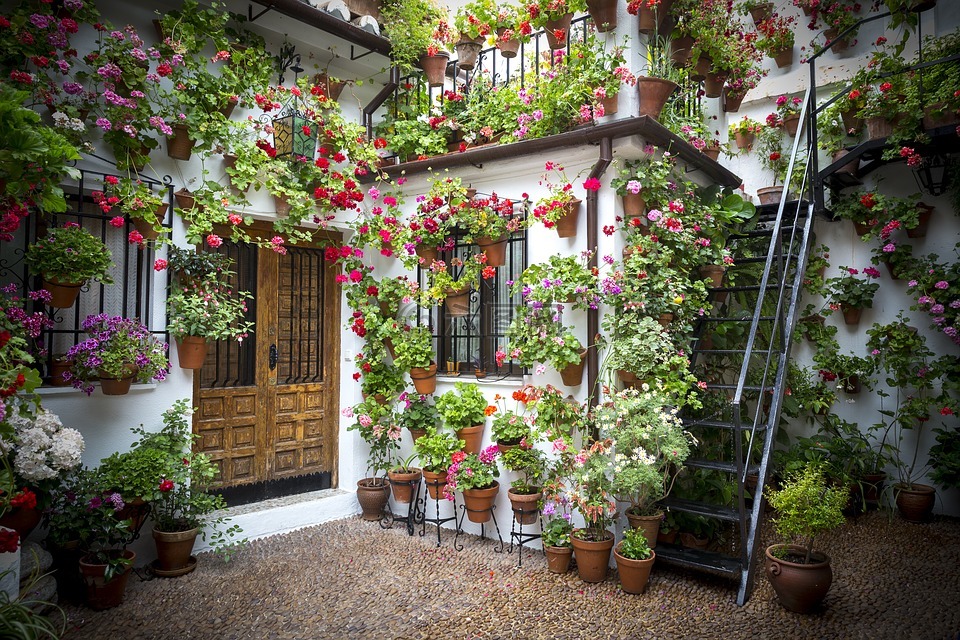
195 489 358 553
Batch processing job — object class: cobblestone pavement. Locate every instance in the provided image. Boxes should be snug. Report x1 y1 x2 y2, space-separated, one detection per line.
59 509 960 640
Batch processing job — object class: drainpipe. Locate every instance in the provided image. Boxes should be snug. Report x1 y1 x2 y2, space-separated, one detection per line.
586 137 613 408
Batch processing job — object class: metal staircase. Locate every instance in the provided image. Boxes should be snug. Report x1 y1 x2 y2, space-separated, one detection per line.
653 87 817 605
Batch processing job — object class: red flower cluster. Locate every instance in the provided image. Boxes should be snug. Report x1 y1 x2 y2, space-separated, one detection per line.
159 478 174 492
0 528 19 554
10 487 37 509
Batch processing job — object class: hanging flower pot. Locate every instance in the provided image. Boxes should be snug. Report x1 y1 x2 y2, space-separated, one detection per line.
152 527 199 575
166 124 196 161
587 0 618 31
622 192 646 218
749 2 774 24
841 374 861 394
131 202 168 242
601 91 619 116
922 102 960 129
554 198 582 238
98 364 139 396
840 109 864 134
756 185 784 205
418 52 450 87
734 130 755 149
543 13 573 50
723 88 745 113
42 277 84 308
454 38 483 71
176 336 209 370
691 54 711 81
79 550 136 610
174 188 203 212
703 145 721 162
476 235 509 267
700 264 726 289
833 149 859 178
559 349 587 386
840 304 862 325
49 357 73 386
545 545 573 573
444 286 472 317
783 113 801 137
313 72 346 102
415 244 439 268
853 220 872 237
824 28 852 53
636 76 679 119
507 488 542 525
703 70 728 99
273 194 292 217
619 369 640 387
657 312 673 328
456 424 484 455
462 481 500 523
670 35 695 68
496 28 520 58
636 0 671 35
865 116 894 140
410 363 438 395
570 529 614 583
388 468 423 504
773 46 794 69
906 203 933 238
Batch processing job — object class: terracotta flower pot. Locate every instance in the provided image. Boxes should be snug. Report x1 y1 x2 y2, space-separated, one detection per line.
622 192 646 218
657 313 673 328
49 358 73 386
462 481 500 523
783 114 801 137
152 527 199 574
419 52 449 87
670 35 695 68
757 185 784 206
444 287 472 317
614 544 656 594
833 149 859 177
749 2 773 24
765 544 832 613
679 531 709 549
98 364 139 396
625 509 662 549
507 488 542 525
824 28 851 53
906 203 933 238
773 46 794 69
636 0 672 34
840 304 862 325
410 363 438 395
894 483 936 522
496 28 520 58
691 54 711 81
176 335 209 370
356 478 389 521
0 506 43 540
570 529 614 583
865 116 893 140
586 0 618 31
456 424 484 455
476 235 508 267
601 92 619 116
543 13 573 50
703 146 721 162
703 70 728 99
636 76 678 119
734 131 755 150
131 202 168 241
553 198 582 238
388 468 423 504
79 550 136 610
559 350 587 386
415 244 439 268
166 124 196 161
42 277 84 308
454 38 482 71
422 469 448 501
544 545 573 573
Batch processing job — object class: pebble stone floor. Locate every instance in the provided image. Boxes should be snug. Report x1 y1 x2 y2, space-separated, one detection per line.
57 509 960 640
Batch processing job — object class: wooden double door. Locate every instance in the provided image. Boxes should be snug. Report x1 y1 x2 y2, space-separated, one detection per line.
192 233 341 495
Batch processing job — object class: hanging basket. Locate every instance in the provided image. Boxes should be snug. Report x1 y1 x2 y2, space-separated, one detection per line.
444 287 472 317
636 76 678 119
410 363 438 395
554 199 582 238
176 336 209 370
586 0 618 31
543 13 573 50
42 277 84 308
496 28 520 58
166 124 196 161
418 52 450 87
131 202 168 241
476 235 508 267
703 70 728 99
559 350 587 386
454 38 483 71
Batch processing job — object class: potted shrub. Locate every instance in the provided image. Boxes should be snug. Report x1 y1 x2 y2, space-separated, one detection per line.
435 382 487 454
443 445 501 523
398 393 439 442
23 223 114 308
596 388 696 548
347 399 401 520
413 427 465 500
166 265 253 369
504 306 586 383
613 526 656 594
501 445 547 524
764 464 847 613
511 253 599 311
65 315 169 396
541 506 574 573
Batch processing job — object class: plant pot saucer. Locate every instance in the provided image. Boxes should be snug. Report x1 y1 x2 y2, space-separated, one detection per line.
148 555 197 578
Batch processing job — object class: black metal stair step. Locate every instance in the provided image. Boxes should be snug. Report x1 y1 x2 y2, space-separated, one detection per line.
680 418 769 431
684 459 761 475
728 225 803 239
755 200 810 220
653 544 742 579
658 497 741 522
710 283 794 293
700 316 776 322
703 383 772 392
692 348 770 357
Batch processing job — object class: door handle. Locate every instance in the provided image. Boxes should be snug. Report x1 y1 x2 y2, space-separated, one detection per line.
269 344 278 370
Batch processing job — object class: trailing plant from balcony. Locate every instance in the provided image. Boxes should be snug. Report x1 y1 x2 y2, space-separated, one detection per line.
65 314 169 395
24 223 114 286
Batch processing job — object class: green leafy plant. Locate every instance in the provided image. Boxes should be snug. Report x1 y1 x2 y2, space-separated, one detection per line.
501 445 547 494
435 381 487 431
511 253 599 311
825 266 880 310
166 278 253 341
389 323 435 370
398 393 439 434
541 512 573 547
617 526 653 560
24 224 114 286
413 426 464 473
65 315 169 395
444 444 500 495
504 306 585 370
765 464 847 565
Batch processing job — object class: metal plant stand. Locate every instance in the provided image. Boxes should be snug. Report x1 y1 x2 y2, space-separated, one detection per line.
380 477 422 536
507 508 542 568
419 480 458 547
454 504 504 553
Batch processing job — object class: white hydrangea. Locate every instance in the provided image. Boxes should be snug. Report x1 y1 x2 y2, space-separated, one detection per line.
6 408 84 482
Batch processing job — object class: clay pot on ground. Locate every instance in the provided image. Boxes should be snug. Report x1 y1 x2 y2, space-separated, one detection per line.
625 509 662 549
544 546 573 573
894 483 936 522
356 478 390 521
764 544 832 613
570 529 614 583
79 550 136 610
152 527 199 576
614 543 656 594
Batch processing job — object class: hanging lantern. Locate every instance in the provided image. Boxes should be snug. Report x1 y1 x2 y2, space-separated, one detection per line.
272 101 317 160
912 152 950 196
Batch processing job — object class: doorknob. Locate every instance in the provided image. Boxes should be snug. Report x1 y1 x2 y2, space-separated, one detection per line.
269 344 278 370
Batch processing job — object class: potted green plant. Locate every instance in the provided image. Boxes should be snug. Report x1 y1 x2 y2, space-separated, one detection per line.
728 116 763 151
755 119 788 204
24 223 114 308
390 323 436 394
613 526 656 594
504 306 586 381
98 176 168 241
398 393 439 442
501 445 547 524
511 254 599 311
435 381 487 454
360 363 406 404
529 0 587 49
490 391 533 448
444 445 501 523
413 427 465 499
531 162 583 238
541 509 574 573
755 14 796 68
148 400 243 573
451 193 524 266
387 452 423 505
764 463 847 614
65 315 169 396
380 0 449 76
824 266 880 325
596 388 696 548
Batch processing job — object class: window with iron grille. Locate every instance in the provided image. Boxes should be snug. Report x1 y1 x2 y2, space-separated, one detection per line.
419 224 527 380
0 168 172 386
